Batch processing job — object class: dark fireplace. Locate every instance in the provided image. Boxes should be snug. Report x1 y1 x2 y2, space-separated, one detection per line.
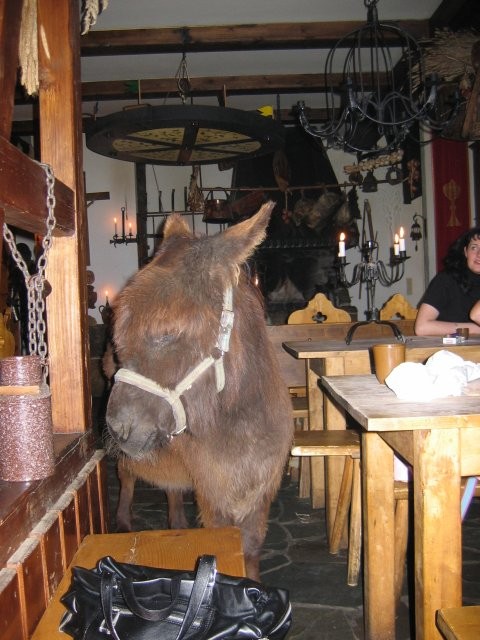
232 126 360 324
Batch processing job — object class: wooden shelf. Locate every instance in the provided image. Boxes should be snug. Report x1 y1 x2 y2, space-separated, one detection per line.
0 432 99 567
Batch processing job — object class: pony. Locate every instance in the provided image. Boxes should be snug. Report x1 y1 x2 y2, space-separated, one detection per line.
105 202 294 579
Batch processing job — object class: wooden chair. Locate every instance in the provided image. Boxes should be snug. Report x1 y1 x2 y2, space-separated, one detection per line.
291 430 409 592
288 292 352 325
287 293 352 418
287 296 352 496
380 293 417 321
286 297 351 497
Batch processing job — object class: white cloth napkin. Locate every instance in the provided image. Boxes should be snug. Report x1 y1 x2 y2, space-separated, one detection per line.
385 350 480 401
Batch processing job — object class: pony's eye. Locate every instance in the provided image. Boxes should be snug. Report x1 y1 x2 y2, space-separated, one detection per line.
153 335 175 348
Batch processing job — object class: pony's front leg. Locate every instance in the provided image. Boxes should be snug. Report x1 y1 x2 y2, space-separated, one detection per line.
166 488 189 529
197 496 270 582
115 457 136 531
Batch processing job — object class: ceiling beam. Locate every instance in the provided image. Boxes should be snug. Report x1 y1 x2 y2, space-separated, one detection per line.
81 72 393 103
80 20 431 56
81 73 346 101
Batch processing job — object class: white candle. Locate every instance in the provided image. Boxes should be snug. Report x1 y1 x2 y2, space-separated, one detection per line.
399 226 406 252
394 233 400 256
338 232 346 257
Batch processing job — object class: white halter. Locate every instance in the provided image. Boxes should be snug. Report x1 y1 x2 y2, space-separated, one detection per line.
113 288 234 437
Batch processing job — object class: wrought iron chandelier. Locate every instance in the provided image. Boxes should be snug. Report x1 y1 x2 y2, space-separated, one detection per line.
296 0 461 155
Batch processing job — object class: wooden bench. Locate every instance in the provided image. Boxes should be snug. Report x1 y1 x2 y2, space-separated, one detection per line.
436 605 480 640
32 528 245 639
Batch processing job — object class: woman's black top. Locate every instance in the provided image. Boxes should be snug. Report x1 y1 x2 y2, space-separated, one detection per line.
419 271 480 322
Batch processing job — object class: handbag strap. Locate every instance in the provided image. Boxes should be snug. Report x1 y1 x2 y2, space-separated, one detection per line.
100 571 122 640
176 555 216 639
100 556 217 640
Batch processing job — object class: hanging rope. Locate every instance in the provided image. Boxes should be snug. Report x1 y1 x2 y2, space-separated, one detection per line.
18 0 110 96
81 0 109 36
18 0 38 96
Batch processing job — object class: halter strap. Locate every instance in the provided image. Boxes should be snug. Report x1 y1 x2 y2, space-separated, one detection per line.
113 288 234 437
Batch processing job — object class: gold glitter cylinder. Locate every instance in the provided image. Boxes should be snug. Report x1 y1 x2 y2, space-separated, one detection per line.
0 356 55 481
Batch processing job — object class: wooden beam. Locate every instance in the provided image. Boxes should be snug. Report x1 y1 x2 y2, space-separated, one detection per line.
0 136 75 236
80 20 431 56
81 72 389 103
86 191 110 202
429 0 480 32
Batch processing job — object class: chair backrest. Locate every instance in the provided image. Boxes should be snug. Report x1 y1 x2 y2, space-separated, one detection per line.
379 293 418 321
287 293 352 324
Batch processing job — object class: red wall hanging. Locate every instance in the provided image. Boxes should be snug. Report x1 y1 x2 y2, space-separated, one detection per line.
432 137 471 270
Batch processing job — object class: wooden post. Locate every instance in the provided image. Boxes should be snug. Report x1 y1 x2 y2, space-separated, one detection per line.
135 163 149 268
37 0 91 431
0 0 24 140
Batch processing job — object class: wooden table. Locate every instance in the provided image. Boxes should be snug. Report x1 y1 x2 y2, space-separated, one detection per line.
283 336 480 535
32 527 245 639
321 374 480 640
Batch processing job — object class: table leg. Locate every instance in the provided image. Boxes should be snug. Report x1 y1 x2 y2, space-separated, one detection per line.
321 354 371 545
306 358 325 508
412 429 462 640
363 433 396 640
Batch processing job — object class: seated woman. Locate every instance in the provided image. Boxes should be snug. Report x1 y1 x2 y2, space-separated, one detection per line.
415 226 480 336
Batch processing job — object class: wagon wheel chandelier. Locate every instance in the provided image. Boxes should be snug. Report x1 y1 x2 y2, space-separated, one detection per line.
296 0 462 155
85 54 285 166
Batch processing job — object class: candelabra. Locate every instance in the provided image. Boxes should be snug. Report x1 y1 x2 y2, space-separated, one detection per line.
110 206 138 247
337 239 409 344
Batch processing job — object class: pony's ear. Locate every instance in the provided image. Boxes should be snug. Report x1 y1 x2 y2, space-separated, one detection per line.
163 212 193 239
214 201 274 266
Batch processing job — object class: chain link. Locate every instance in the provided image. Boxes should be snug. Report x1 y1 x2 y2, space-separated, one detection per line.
2 162 57 378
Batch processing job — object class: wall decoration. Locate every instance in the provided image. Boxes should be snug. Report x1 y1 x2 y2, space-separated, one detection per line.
432 136 471 270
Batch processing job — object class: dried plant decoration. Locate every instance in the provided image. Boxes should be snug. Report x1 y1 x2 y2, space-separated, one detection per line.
411 28 480 93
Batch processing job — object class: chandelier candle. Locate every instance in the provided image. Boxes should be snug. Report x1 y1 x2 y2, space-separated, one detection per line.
338 232 346 258
394 234 400 256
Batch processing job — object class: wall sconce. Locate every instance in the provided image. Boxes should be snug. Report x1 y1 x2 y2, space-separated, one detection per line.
110 206 138 247
410 213 425 251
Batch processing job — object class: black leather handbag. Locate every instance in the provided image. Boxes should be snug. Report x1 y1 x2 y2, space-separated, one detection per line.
59 554 292 639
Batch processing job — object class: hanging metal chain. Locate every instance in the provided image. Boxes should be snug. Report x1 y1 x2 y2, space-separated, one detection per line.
3 162 56 377
175 53 191 104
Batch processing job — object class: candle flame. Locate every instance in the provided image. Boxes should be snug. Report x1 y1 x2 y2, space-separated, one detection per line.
394 233 399 243
340 232 345 241
399 226 404 238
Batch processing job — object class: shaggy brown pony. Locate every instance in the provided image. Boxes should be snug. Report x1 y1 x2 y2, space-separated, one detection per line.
105 202 293 580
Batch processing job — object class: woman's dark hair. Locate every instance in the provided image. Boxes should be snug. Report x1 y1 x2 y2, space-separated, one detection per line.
443 226 480 292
